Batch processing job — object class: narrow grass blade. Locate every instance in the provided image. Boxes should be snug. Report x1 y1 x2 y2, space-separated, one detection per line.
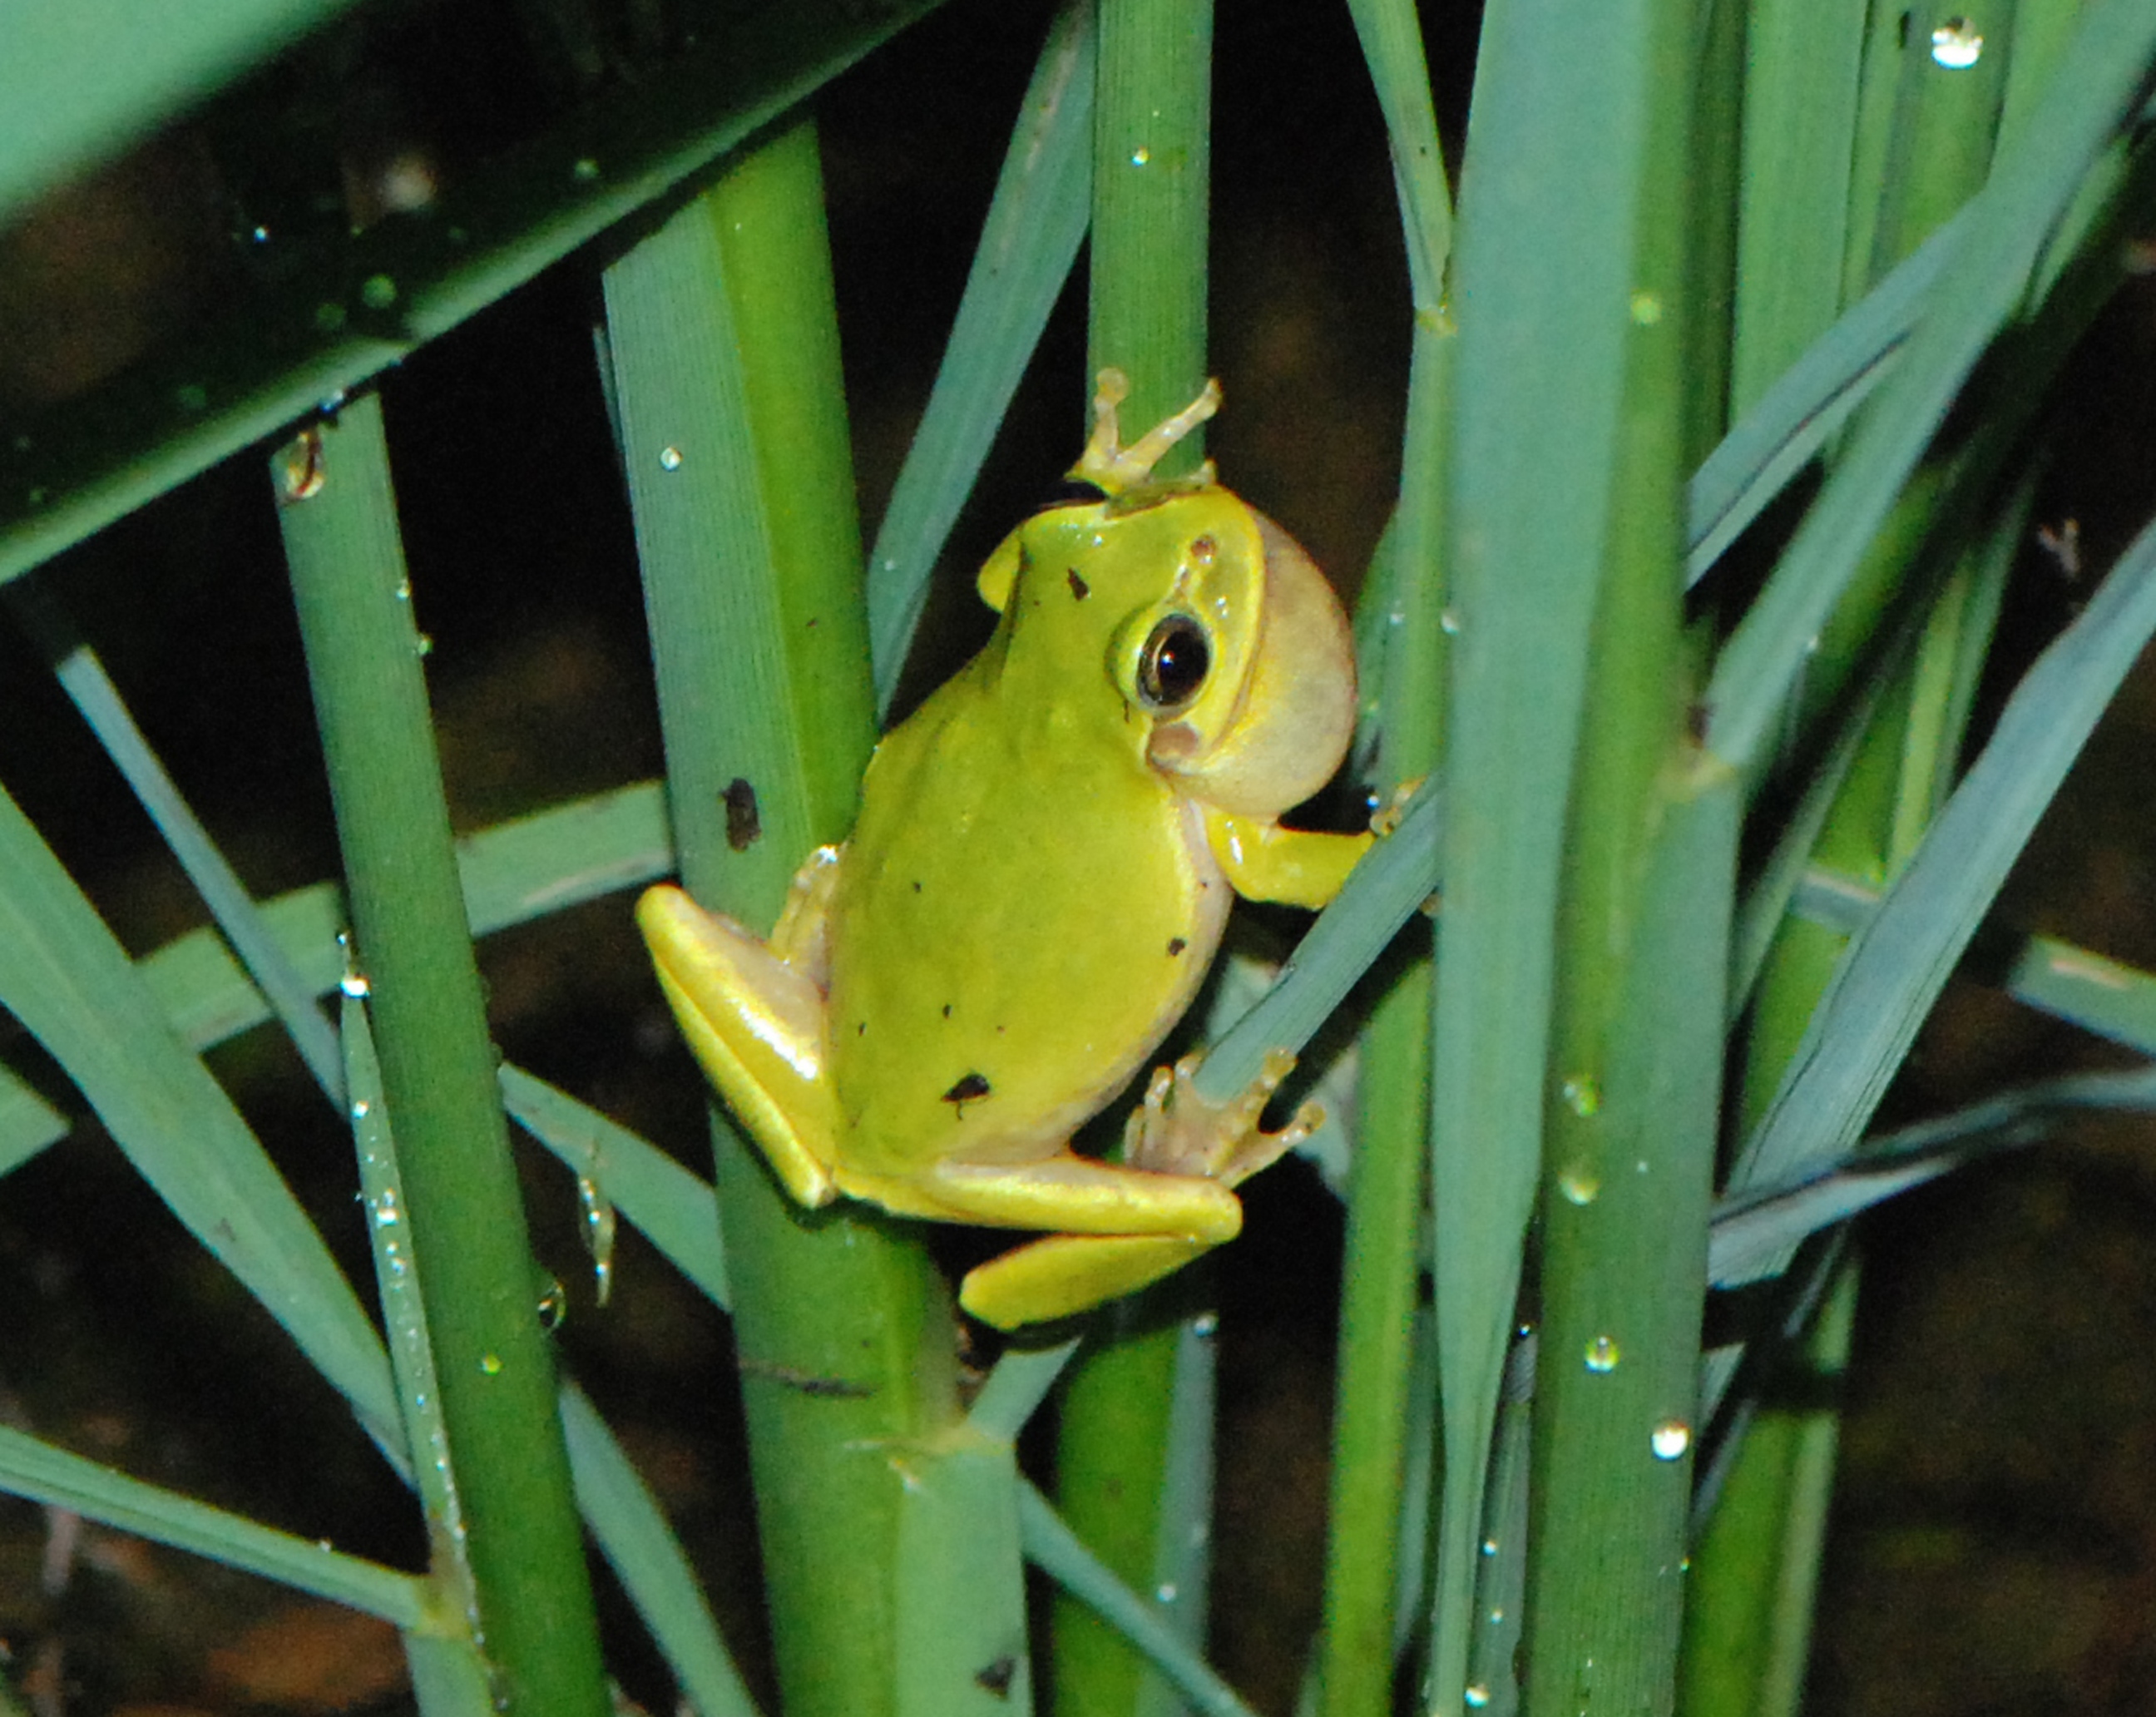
0 1424 428 1628
142 783 670 1054
1688 203 1968 582
9 576 342 1102
560 1384 762 1717
1791 866 2156 1059
1020 1482 1258 1717
0 0 363 223
0 0 949 591
1704 0 2156 772
1736 505 2156 1204
0 775 402 1460
344 995 472 1613
279 394 606 1712
967 1339 1084 1442
500 1066 729 1310
1134 1317 1218 1717
868 0 1094 710
1713 1062 2156 1284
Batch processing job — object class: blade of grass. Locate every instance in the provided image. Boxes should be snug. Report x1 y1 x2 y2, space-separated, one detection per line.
0 0 363 222
1020 1482 1260 1717
1704 0 2156 773
559 1383 762 1717
1427 0 1669 1698
0 0 949 590
1318 5 1452 1704
0 1424 429 1628
867 0 1095 711
1733 502 2156 1203
279 393 607 1716
139 782 670 1053
0 774 403 1463
8 576 342 1102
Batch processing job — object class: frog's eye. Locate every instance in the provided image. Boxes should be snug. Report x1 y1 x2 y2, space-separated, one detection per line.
1138 614 1211 710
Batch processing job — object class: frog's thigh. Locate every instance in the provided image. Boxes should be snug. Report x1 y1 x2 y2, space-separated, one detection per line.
917 1155 1242 1240
1204 812 1372 909
636 885 840 1207
960 1233 1213 1329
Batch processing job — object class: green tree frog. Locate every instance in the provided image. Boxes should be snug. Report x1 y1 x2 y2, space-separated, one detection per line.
638 370 1374 1329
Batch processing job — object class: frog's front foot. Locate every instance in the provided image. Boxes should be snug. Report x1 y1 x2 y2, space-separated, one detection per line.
1123 1048 1318 1190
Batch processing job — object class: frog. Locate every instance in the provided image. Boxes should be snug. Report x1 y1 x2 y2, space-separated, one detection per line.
637 369 1376 1329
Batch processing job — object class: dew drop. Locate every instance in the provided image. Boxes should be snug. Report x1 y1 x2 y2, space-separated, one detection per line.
1480 1537 1499 1558
1439 606 1462 635
1156 1581 1178 1603
1560 1074 1601 1117
1557 1165 1600 1205
1465 1685 1491 1710
1629 290 1664 325
360 274 398 309
572 157 601 181
479 1352 503 1376
349 1098 372 1121
340 971 371 997
538 1279 567 1329
1193 1311 1219 1338
1930 17 1982 67
1585 1334 1620 1373
1651 1420 1692 1460
659 445 684 472
1130 146 1151 166
415 632 434 657
577 1174 617 1309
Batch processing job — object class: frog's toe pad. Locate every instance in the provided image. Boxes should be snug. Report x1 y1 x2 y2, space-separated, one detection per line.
1124 1048 1310 1188
960 1233 1212 1329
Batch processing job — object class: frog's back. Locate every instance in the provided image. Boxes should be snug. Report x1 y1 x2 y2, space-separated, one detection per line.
824 662 1227 1175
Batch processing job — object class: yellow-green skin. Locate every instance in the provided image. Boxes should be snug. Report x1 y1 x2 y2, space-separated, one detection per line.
638 402 1372 1327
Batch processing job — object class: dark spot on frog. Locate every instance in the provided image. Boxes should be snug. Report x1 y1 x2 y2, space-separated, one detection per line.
723 779 760 850
943 1071 991 1116
1167 937 1187 957
1189 533 1216 566
857 1022 868 1036
942 1003 953 1018
912 879 922 893
1067 567 1090 600
975 1657 1017 1698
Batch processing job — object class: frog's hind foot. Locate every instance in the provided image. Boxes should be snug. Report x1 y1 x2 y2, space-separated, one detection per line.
1124 1048 1318 1190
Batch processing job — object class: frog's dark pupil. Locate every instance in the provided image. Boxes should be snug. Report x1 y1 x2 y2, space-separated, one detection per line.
1139 615 1209 709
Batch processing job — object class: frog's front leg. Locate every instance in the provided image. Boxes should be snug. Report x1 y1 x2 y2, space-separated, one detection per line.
635 852 844 1207
953 1051 1316 1329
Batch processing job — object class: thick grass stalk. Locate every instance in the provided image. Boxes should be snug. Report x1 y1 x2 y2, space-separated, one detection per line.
1520 0 1721 1709
602 117 957 1717
277 394 608 1717
1425 0 1670 1700
1054 0 1215 1709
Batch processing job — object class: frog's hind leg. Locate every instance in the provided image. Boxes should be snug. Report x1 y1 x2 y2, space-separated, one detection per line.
962 1233 1213 1329
637 884 842 1208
